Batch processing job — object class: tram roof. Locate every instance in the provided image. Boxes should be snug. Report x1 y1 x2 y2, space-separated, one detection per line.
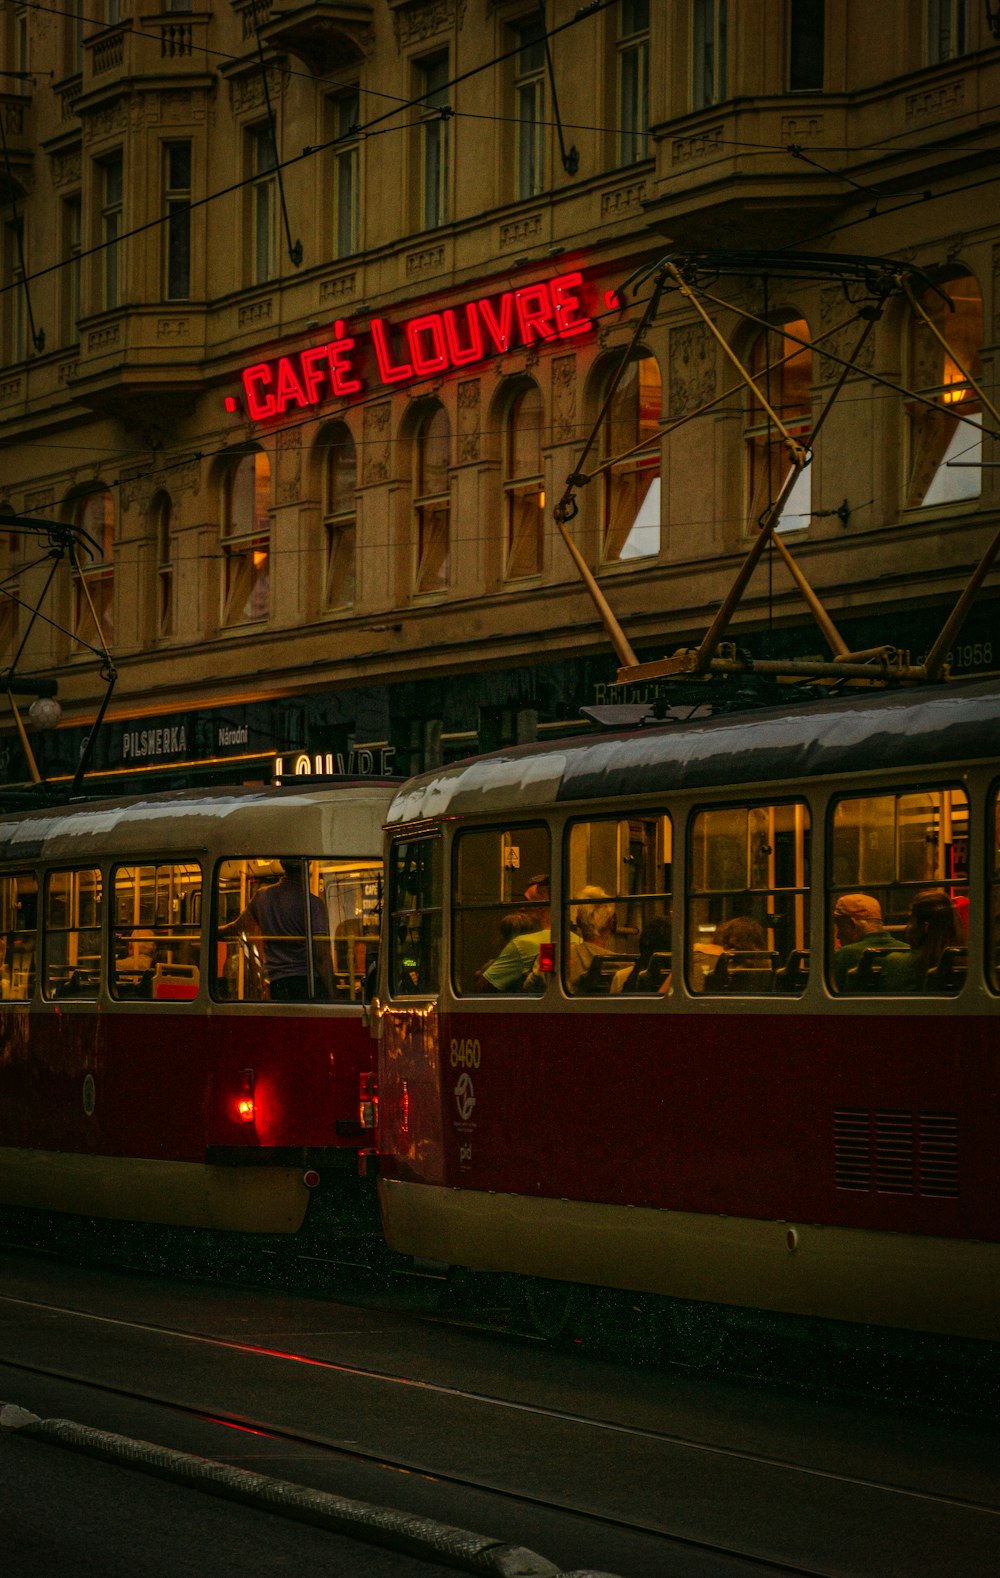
0 781 396 864
387 678 1000 824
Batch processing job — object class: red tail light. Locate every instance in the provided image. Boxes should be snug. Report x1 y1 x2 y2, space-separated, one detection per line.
537 942 555 974
359 1071 378 1131
236 1068 255 1125
401 1079 410 1133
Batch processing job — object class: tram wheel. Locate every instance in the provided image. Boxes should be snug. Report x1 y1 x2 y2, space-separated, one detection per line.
525 1277 581 1342
664 1297 727 1368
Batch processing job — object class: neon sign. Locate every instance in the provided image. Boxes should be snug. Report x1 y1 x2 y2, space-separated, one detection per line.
238 270 594 423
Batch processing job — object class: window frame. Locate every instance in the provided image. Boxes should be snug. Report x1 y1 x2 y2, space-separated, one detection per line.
332 88 361 259
388 834 443 1000
321 424 357 611
617 0 650 165
563 809 673 998
451 820 551 998
72 489 115 650
417 53 450 231
600 349 662 563
413 402 451 596
512 11 546 200
745 318 813 535
42 865 103 1002
503 382 544 581
110 859 203 1003
99 150 123 311
0 869 38 1003
164 140 192 302
248 122 278 285
691 0 727 112
221 450 270 627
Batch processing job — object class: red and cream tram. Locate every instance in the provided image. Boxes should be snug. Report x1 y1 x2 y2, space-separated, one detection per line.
0 782 392 1233
375 680 1000 1343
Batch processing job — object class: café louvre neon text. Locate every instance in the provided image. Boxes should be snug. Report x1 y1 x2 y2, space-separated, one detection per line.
239 271 594 423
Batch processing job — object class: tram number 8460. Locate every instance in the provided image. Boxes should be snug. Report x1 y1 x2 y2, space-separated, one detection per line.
450 1038 482 1070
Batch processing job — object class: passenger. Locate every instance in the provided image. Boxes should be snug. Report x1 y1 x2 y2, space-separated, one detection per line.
880 888 961 993
690 913 766 990
572 886 616 947
499 909 536 944
477 877 550 992
611 914 672 994
219 859 334 1002
830 892 907 992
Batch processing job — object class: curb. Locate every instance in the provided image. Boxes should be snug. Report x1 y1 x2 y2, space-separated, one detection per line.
1 1403 621 1578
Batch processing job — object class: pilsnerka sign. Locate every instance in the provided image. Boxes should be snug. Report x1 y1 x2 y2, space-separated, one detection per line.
238 271 596 423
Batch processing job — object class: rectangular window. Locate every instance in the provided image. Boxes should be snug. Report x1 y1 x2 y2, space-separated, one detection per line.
789 0 824 91
63 195 81 343
829 788 969 995
927 0 968 64
0 871 37 1001
453 826 550 995
111 862 201 1000
333 91 360 258
249 124 277 285
618 0 650 164
418 54 449 230
213 857 381 1003
513 14 546 200
692 0 727 111
565 814 671 996
100 152 123 310
688 802 811 995
164 141 192 301
44 867 102 1000
389 836 442 997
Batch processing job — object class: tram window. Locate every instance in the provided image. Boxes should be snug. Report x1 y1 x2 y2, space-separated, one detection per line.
212 857 381 1004
0 871 37 1001
111 862 202 1001
564 815 672 995
43 868 102 1000
452 825 550 995
687 802 811 995
389 836 442 997
828 787 968 995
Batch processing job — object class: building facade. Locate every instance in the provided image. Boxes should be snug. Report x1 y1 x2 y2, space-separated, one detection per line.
0 0 998 790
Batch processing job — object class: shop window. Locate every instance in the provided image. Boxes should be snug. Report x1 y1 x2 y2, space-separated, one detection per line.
111 862 201 1000
927 0 969 63
213 857 381 1003
222 450 270 625
905 273 982 510
322 424 356 610
746 319 812 532
164 141 192 301
453 825 550 995
72 489 115 649
617 1 650 164
418 53 450 230
504 382 544 579
43 867 102 1000
565 814 671 996
601 350 661 562
829 788 969 995
248 123 277 285
152 491 174 639
688 802 811 995
414 403 450 595
512 12 545 199
332 89 360 258
0 871 37 1001
99 151 123 311
389 836 442 997
789 0 824 90
692 0 727 110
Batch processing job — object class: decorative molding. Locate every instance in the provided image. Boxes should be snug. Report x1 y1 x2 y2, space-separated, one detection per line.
405 243 445 277
23 487 55 513
119 464 154 512
58 360 79 384
51 149 82 189
819 285 876 381
499 213 542 250
56 75 83 123
668 322 716 418
239 297 273 327
81 98 129 143
457 378 480 462
156 318 190 340
390 0 466 49
1 98 27 137
233 0 274 43
671 124 723 164
906 78 964 122
278 424 302 503
90 29 127 77
552 353 576 442
362 401 391 484
779 113 824 141
0 377 23 405
87 322 121 351
228 62 287 117
601 180 646 220
320 271 357 305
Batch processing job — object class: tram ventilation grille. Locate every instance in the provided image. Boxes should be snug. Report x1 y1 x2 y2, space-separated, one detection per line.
833 1109 958 1199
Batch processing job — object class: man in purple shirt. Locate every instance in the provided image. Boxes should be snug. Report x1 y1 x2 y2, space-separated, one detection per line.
223 860 335 1002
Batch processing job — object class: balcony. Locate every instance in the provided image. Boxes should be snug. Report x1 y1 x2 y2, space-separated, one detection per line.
257 3 373 75
66 305 208 425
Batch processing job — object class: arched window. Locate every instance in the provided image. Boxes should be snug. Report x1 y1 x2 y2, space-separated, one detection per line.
601 351 661 562
414 404 450 595
323 425 356 610
73 489 115 648
222 450 270 625
746 320 811 532
906 273 982 510
504 383 544 580
152 491 173 639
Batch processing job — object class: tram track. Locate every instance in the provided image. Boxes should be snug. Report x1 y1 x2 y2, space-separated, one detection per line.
2 1289 999 1578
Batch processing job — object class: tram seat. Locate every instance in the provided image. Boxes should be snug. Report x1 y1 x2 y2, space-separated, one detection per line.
844 946 897 992
924 946 967 992
580 953 639 994
706 950 778 994
774 949 810 993
152 963 199 1001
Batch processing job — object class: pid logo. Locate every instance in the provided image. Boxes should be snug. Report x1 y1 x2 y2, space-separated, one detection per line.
454 1071 476 1122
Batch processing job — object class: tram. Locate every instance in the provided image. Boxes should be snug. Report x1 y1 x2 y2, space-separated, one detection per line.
375 679 1000 1344
0 781 392 1234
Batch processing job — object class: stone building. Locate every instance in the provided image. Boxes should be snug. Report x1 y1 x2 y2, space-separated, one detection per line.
0 0 997 790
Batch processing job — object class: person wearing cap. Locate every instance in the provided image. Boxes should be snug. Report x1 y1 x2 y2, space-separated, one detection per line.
477 876 551 992
830 892 906 992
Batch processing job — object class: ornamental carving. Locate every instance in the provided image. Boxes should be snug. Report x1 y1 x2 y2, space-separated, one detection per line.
406 244 445 277
51 150 82 189
552 354 576 442
780 113 824 141
668 322 716 418
500 214 542 250
906 79 964 121
119 465 153 512
390 0 466 49
601 181 646 219
23 487 55 513
818 285 876 382
320 272 357 304
82 99 130 143
239 298 273 327
457 378 480 462
362 402 391 485
156 318 190 340
88 322 121 351
228 63 287 116
672 125 723 164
